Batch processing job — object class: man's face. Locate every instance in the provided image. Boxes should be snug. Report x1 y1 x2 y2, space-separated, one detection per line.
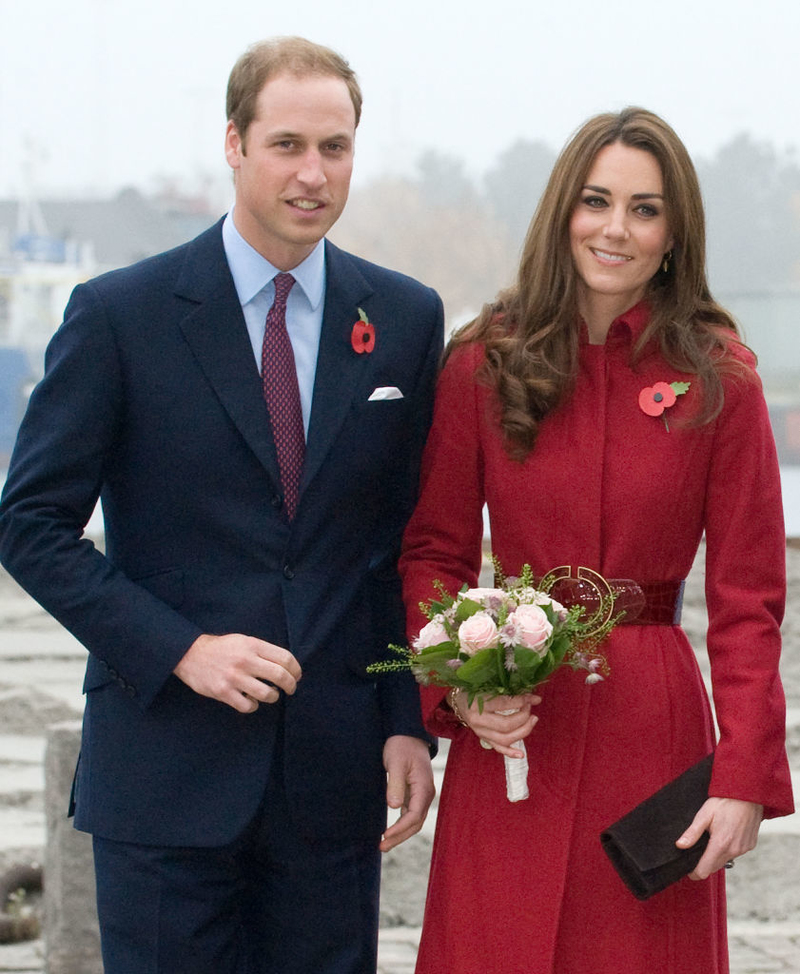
225 72 356 270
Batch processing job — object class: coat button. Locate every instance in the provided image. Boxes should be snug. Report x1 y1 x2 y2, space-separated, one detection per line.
271 493 283 510
283 564 295 580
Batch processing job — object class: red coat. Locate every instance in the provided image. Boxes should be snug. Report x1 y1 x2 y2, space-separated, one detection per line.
399 303 794 974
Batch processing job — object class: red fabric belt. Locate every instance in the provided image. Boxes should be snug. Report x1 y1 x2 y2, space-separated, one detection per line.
536 568 685 626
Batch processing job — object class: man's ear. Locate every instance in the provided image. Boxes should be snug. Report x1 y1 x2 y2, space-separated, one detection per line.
224 121 245 171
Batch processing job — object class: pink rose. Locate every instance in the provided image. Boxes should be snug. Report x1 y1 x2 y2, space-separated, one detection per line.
509 603 553 654
463 587 505 603
414 618 450 651
458 612 499 655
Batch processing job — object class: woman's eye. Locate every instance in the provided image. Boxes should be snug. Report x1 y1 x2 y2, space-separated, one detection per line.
582 195 607 208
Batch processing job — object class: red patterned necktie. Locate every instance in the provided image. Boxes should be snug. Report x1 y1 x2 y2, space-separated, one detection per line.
261 272 304 519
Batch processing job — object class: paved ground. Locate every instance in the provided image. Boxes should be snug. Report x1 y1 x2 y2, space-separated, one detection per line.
0 548 798 973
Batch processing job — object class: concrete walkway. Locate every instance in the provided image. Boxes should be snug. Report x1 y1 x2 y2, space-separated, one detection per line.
0 562 798 973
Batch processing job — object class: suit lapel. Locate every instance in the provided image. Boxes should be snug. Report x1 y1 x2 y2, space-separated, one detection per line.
301 242 374 496
174 221 282 492
172 229 377 507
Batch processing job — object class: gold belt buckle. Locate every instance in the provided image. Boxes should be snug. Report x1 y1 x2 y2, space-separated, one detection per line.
540 565 615 637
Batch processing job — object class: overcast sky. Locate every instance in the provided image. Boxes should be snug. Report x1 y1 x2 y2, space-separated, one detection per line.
1 0 798 201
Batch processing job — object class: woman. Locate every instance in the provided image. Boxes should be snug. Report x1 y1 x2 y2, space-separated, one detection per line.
399 108 794 974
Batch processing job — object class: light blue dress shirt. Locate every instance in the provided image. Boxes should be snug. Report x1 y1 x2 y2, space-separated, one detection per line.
222 210 325 436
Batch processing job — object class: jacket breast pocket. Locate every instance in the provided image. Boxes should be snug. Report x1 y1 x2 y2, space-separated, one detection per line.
352 397 408 447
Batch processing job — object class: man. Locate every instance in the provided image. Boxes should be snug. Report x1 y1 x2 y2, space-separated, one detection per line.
0 37 442 973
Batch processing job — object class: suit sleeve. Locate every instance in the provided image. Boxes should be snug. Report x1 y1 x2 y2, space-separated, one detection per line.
398 342 487 738
703 352 794 818
0 282 203 709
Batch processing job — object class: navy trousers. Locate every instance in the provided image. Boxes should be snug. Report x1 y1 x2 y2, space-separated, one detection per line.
92 759 382 974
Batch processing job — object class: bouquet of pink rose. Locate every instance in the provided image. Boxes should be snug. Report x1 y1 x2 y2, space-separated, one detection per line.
369 562 616 801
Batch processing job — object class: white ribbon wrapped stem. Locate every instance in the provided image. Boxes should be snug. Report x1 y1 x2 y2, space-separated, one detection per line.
496 709 529 802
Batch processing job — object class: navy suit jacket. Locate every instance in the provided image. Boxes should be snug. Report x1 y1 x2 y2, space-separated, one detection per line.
0 219 444 846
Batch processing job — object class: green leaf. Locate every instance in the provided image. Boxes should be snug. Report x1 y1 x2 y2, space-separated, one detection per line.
453 598 482 623
415 642 454 658
670 381 691 396
548 633 571 667
513 646 545 683
456 647 505 686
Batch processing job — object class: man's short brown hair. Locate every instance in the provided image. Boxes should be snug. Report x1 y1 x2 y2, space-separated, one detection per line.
226 36 362 145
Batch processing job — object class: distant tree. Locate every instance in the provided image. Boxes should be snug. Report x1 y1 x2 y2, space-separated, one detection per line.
483 139 556 251
698 134 800 294
415 149 478 209
331 170 517 325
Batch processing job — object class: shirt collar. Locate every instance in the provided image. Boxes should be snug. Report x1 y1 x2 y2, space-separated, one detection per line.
222 209 326 310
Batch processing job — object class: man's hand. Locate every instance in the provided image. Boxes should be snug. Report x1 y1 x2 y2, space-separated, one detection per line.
380 735 435 852
173 633 302 713
676 796 763 879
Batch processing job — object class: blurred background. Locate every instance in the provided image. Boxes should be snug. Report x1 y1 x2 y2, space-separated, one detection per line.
0 7 799 967
2 0 800 528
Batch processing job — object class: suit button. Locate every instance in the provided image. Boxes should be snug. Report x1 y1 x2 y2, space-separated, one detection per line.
271 493 283 510
283 564 295 580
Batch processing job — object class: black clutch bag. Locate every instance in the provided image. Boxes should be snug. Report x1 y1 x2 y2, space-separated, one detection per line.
600 753 714 900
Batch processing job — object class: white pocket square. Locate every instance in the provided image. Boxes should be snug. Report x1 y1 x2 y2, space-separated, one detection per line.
368 386 404 401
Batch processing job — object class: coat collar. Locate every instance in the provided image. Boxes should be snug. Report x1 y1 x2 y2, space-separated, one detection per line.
579 300 651 348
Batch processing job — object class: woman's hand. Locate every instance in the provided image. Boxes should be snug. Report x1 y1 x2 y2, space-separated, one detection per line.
676 797 764 880
449 690 540 758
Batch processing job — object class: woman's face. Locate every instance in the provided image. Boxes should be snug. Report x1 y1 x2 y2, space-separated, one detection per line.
569 142 673 317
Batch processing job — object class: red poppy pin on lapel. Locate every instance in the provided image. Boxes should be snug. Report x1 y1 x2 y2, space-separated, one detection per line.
351 308 375 354
638 381 691 431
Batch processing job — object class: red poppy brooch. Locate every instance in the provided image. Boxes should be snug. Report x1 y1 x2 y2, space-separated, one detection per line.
638 381 690 431
351 308 375 354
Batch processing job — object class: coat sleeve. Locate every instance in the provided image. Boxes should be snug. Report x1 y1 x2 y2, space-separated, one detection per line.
375 286 446 741
398 343 487 737
703 351 794 818
0 282 203 709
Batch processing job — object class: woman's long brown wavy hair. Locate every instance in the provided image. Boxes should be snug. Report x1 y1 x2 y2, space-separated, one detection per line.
454 107 745 460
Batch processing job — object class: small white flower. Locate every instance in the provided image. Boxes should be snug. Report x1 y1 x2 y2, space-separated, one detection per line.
500 620 523 648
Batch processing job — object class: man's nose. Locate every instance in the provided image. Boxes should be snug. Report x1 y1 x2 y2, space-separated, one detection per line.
296 150 326 188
